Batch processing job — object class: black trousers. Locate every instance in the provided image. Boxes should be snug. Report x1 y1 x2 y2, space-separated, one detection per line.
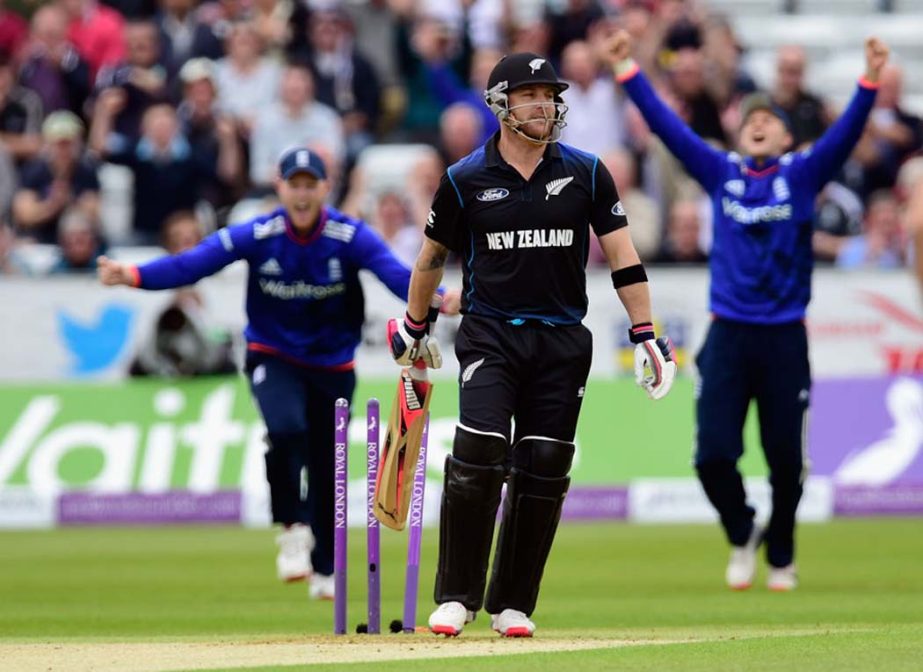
455 314 593 444
246 351 356 576
694 319 810 568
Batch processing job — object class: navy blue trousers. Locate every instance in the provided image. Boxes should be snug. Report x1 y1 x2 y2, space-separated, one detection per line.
246 351 356 576
694 319 810 568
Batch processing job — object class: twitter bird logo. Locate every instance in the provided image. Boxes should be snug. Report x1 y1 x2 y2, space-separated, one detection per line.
57 304 135 375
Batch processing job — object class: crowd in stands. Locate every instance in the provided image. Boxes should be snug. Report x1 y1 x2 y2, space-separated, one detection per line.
0 0 920 279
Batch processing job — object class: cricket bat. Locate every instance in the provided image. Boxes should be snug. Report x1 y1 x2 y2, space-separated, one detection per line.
374 296 441 530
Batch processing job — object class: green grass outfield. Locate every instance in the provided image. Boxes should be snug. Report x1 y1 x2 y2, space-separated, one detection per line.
2 520 922 671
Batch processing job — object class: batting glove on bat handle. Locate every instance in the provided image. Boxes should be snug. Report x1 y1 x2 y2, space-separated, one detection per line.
388 303 443 370
633 335 676 401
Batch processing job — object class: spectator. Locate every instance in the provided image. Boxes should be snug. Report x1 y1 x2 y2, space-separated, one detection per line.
900 160 923 295
370 190 419 267
601 148 661 261
0 50 43 165
395 14 470 142
0 144 14 217
544 0 604 66
176 57 244 210
559 39 624 154
248 62 343 190
61 0 126 81
93 19 170 145
155 0 223 81
90 101 224 243
196 0 250 44
0 221 28 274
406 148 444 233
19 4 91 118
422 46 501 146
213 21 281 138
859 64 923 196
249 0 293 55
50 206 106 273
653 198 708 264
508 17 551 57
289 7 381 162
835 190 908 269
665 47 727 147
701 14 755 110
13 110 100 243
771 46 828 149
0 0 27 59
160 207 202 253
438 102 481 166
102 1 158 19
343 0 401 88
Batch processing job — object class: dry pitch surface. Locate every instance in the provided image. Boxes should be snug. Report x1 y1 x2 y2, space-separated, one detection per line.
3 634 703 671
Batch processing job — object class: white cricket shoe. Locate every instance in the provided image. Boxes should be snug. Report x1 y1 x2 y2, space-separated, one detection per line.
726 524 763 590
428 601 476 637
767 564 798 592
276 524 313 583
309 573 336 601
491 609 535 638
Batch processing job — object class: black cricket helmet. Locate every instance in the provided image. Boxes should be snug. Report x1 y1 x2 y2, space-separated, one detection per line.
484 52 569 143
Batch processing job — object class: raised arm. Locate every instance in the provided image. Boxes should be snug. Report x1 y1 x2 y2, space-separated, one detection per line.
798 38 888 191
98 227 244 290
604 30 725 192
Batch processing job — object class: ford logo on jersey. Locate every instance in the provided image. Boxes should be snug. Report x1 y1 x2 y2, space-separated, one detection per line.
477 188 510 202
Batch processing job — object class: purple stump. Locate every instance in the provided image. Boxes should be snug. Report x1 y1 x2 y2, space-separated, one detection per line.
402 413 430 633
333 398 349 635
366 399 381 635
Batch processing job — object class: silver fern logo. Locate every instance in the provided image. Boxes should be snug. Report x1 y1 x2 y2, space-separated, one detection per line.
545 176 574 200
461 358 485 387
528 58 546 74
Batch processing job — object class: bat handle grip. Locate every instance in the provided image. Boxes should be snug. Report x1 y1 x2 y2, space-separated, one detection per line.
409 361 428 381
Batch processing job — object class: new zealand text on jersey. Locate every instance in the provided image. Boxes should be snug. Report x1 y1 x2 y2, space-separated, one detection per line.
485 228 574 250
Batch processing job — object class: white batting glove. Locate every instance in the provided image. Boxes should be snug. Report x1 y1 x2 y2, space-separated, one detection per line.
630 323 676 401
388 309 442 370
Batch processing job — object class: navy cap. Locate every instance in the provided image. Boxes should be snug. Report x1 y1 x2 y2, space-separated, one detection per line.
739 92 793 134
278 147 327 180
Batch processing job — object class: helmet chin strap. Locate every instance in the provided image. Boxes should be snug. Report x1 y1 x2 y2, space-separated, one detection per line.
503 102 567 145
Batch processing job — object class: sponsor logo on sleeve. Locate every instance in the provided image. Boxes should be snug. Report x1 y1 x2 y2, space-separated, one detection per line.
611 200 626 216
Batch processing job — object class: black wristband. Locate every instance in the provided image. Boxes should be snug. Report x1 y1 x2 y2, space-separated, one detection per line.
404 312 427 339
611 264 648 289
628 322 655 344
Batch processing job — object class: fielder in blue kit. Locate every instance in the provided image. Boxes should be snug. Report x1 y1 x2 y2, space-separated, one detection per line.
606 32 891 591
98 147 416 600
